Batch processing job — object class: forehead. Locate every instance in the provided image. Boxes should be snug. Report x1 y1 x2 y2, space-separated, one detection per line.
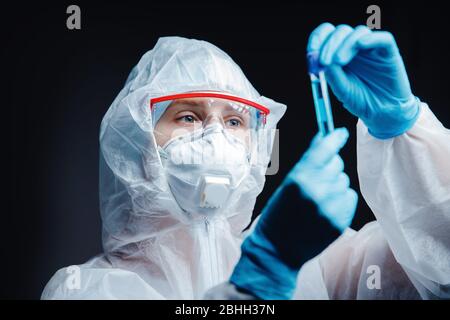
170 97 248 112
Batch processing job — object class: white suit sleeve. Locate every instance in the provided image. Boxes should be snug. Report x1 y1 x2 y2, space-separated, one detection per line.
356 102 450 299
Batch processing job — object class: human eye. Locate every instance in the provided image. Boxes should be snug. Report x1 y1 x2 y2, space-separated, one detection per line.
179 115 195 123
176 112 200 124
225 117 243 127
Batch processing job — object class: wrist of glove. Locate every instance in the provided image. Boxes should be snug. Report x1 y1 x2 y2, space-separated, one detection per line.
364 96 421 139
230 181 342 300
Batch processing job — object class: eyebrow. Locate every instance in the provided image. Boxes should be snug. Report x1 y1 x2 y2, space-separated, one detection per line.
170 99 206 107
171 99 249 114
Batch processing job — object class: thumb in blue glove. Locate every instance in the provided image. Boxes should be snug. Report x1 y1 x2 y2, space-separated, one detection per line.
289 128 358 231
307 23 420 139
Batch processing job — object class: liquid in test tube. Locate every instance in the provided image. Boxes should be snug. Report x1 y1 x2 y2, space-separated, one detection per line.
307 51 334 136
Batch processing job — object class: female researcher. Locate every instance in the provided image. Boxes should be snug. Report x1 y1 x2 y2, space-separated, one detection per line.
42 23 450 299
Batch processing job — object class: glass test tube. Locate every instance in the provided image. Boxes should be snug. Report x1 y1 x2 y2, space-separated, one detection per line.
307 51 335 136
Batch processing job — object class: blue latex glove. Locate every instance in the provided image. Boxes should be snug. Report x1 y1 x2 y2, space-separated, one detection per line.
230 128 358 299
307 23 420 139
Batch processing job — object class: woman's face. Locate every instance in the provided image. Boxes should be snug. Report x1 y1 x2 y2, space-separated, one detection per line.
154 97 252 147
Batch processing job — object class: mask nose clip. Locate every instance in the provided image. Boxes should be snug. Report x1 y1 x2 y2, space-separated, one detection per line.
199 175 231 209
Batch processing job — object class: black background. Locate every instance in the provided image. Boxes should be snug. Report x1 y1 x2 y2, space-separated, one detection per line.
3 1 450 299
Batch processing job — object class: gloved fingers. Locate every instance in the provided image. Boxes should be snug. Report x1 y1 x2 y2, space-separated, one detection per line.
334 25 372 65
328 172 351 192
319 24 354 66
356 31 400 57
308 131 323 147
306 22 335 52
304 127 349 165
324 65 351 105
308 172 350 201
318 154 345 176
309 127 348 150
325 65 363 117
320 188 358 231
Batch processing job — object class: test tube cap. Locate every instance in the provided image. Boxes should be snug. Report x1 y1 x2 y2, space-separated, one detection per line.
307 51 323 75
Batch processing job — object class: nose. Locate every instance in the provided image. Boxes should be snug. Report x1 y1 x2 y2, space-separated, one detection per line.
203 114 225 128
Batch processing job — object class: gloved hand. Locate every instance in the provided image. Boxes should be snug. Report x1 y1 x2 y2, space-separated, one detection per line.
230 128 358 299
307 23 420 139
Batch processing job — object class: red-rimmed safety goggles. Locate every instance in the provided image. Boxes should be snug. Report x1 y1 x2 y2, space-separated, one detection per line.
150 91 269 129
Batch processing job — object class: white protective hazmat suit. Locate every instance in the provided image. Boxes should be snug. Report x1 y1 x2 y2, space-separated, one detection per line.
42 37 450 300
41 36 286 299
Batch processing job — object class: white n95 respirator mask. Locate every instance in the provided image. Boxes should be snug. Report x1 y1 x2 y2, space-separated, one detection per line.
158 125 252 218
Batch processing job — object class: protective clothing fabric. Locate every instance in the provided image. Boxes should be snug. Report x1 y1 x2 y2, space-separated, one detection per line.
229 128 357 299
41 36 286 299
206 102 450 300
307 23 420 139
